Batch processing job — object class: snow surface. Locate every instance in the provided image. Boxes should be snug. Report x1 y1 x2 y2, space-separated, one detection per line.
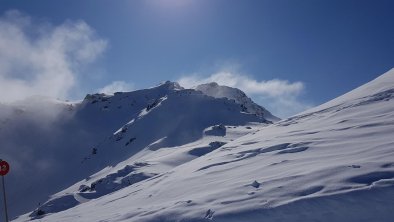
0 81 269 219
5 69 394 222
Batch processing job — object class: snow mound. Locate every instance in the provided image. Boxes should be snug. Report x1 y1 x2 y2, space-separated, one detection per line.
203 124 226 136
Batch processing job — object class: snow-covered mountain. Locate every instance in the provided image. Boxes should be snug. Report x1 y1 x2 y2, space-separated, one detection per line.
11 69 394 222
0 81 272 219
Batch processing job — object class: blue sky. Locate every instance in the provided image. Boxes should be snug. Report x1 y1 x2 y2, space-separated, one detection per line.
0 0 393 117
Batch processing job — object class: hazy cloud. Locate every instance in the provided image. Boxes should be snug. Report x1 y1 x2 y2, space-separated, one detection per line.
178 70 312 117
98 81 134 95
0 10 107 103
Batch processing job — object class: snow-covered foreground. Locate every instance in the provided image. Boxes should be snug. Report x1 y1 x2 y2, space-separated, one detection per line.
12 69 394 221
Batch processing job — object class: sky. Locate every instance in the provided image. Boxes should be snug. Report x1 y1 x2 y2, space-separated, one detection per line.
0 0 393 117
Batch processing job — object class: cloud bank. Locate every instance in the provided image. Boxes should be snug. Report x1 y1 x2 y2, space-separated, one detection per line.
178 71 312 117
0 10 107 103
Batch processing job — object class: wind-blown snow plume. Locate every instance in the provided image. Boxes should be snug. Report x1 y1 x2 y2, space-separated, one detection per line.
178 70 311 117
0 10 107 103
0 13 108 216
98 81 135 95
179 71 303 97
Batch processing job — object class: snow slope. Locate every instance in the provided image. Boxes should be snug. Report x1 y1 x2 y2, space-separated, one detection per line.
14 69 394 222
0 81 269 219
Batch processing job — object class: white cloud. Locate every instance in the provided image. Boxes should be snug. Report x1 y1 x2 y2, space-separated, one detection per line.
178 70 312 117
98 81 134 95
0 10 107 103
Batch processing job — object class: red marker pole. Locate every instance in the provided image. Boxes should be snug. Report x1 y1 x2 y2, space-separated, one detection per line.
0 160 10 222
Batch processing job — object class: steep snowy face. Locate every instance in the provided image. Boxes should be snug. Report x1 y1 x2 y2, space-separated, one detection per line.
304 68 394 113
75 87 270 171
2 81 272 219
16 69 394 222
195 82 280 122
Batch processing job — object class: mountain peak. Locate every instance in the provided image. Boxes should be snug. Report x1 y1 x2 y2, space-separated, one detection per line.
195 82 280 122
156 81 184 90
202 82 219 87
